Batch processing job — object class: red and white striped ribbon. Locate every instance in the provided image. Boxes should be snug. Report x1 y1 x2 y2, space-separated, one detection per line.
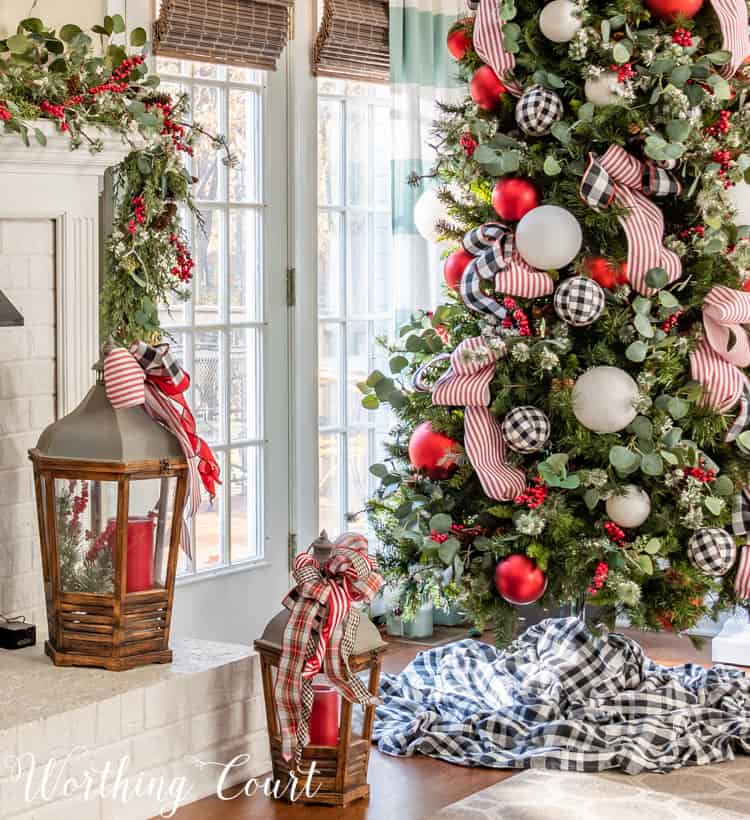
472 0 522 95
103 346 212 560
710 0 750 78
433 337 526 501
690 286 750 413
585 145 683 296
736 546 750 599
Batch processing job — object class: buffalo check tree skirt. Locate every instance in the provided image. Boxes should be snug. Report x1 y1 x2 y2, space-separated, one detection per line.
373 618 750 775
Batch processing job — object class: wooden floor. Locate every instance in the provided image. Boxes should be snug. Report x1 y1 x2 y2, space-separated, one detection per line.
172 629 718 820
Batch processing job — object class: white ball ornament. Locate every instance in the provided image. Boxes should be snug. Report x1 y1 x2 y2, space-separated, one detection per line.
539 0 582 43
572 366 639 433
584 72 623 106
726 181 750 228
515 205 582 270
605 486 651 529
414 188 450 244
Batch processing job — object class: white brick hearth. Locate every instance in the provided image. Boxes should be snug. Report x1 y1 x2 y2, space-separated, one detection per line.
0 639 270 819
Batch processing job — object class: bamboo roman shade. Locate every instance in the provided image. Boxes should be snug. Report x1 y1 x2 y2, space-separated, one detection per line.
312 0 390 84
153 0 293 70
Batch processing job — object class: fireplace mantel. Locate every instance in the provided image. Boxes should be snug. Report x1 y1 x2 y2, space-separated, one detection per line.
0 122 132 415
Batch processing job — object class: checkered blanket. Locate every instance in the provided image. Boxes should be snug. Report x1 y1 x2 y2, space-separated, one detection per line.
373 618 750 774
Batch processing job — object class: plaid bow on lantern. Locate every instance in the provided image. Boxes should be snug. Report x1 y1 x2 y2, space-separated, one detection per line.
275 533 383 763
103 341 222 558
580 145 682 296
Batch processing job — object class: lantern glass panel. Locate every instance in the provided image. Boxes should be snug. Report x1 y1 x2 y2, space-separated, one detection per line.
127 476 178 590
54 479 117 595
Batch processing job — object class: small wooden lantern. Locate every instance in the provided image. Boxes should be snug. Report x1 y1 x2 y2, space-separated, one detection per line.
254 536 387 806
28 367 188 671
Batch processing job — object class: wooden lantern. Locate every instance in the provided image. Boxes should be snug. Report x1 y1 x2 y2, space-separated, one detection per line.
254 605 387 806
28 368 188 671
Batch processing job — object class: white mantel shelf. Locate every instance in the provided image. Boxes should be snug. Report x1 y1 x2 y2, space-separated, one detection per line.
0 120 134 176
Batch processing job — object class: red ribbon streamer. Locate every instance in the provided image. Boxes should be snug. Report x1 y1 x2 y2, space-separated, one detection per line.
710 0 750 79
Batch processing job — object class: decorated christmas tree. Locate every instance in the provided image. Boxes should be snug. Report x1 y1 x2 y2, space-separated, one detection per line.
364 0 750 641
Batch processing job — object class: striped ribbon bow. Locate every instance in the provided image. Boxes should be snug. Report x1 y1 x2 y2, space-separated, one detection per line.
459 222 554 324
690 287 750 599
710 0 750 78
470 0 522 95
103 342 222 558
432 337 526 501
275 533 383 762
580 145 682 296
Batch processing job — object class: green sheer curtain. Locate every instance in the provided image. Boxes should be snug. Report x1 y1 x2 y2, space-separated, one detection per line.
389 0 466 319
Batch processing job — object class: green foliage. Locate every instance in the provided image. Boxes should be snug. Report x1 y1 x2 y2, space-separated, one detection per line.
0 17 232 344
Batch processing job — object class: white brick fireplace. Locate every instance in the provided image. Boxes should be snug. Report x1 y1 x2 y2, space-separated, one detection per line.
0 126 270 819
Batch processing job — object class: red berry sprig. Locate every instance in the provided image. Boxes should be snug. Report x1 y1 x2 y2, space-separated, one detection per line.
460 132 478 157
706 110 731 137
604 520 626 546
612 63 636 83
39 99 69 131
430 530 449 544
169 233 195 282
587 561 609 595
662 309 682 333
672 28 693 47
515 477 548 509
0 102 13 122
501 297 531 336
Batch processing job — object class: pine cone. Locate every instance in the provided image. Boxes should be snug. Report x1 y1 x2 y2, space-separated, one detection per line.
152 202 177 231
628 123 641 135
66 75 82 94
143 93 172 106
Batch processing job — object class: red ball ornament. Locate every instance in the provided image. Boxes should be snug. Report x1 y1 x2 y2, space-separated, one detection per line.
444 248 473 290
644 0 703 21
470 66 507 112
408 422 460 480
583 256 628 290
492 178 540 222
447 21 472 60
494 554 547 605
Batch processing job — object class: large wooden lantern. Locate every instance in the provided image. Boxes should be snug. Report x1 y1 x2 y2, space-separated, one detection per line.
28 367 188 671
254 535 387 807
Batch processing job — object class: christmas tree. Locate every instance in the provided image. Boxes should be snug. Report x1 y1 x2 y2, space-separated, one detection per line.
364 0 750 641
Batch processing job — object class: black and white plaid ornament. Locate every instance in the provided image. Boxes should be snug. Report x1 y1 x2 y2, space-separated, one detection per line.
501 406 551 453
554 276 605 327
515 85 564 136
687 528 737 577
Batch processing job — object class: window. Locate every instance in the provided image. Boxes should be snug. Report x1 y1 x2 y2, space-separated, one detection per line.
156 58 287 576
317 79 393 537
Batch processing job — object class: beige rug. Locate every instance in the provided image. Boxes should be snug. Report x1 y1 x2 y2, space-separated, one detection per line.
435 758 750 820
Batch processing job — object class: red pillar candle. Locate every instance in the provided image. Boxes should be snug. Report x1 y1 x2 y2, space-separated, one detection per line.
125 516 155 593
308 683 339 746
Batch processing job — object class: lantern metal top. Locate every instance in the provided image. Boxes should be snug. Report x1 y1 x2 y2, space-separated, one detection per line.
34 382 183 463
259 608 387 656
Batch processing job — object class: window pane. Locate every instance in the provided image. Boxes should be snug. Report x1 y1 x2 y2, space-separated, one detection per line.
347 321 369 427
347 213 369 316
193 62 225 80
193 84 224 200
347 103 368 207
229 89 262 203
318 99 343 207
228 67 263 84
372 106 391 208
195 451 226 570
194 208 224 324
319 323 341 427
372 212 392 315
156 56 185 76
230 328 262 441
194 330 222 444
230 446 262 562
347 430 370 534
319 434 341 535
229 209 263 322
318 211 342 317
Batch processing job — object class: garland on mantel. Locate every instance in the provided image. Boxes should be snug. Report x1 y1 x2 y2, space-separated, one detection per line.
0 15 233 344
